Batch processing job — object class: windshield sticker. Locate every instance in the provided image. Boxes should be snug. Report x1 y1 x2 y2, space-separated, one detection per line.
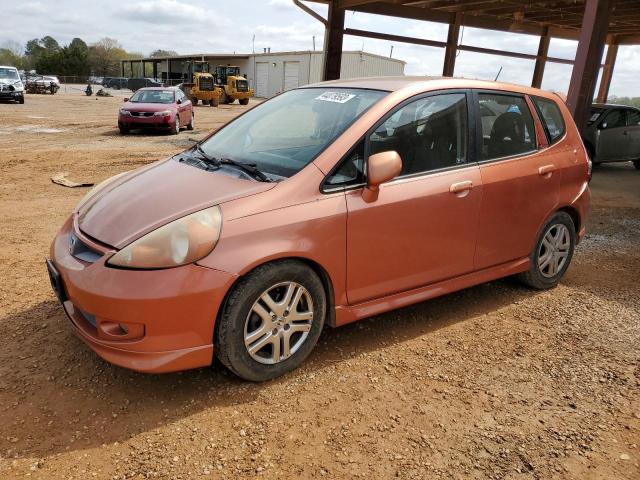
315 91 356 104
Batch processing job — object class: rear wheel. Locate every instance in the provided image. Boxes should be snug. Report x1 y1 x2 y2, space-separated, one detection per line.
633 160 640 170
215 260 326 381
519 211 576 290
239 98 249 106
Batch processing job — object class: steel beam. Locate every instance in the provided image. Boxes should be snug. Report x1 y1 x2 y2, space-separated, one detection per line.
597 42 618 103
531 27 550 88
323 1 346 81
443 13 461 77
566 0 613 130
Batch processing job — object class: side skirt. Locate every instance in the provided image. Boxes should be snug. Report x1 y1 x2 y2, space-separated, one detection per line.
334 257 530 327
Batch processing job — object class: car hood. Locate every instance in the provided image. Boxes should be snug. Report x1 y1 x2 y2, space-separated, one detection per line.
123 102 175 112
78 159 276 248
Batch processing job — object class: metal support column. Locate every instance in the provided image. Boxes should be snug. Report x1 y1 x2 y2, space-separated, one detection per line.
443 13 461 77
322 0 345 81
597 41 618 103
531 27 550 88
566 0 612 130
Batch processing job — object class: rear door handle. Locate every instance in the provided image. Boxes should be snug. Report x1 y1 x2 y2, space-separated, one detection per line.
538 164 557 176
449 180 473 193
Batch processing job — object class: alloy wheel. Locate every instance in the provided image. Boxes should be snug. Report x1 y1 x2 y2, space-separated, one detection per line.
244 282 314 365
537 223 570 278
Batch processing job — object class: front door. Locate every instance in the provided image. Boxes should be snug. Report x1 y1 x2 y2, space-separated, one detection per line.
344 91 482 304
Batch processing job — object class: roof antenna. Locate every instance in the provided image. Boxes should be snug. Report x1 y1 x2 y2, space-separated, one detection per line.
494 66 503 81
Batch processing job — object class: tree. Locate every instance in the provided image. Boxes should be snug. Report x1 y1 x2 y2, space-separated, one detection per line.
150 49 178 58
63 38 90 76
89 37 129 76
0 41 25 68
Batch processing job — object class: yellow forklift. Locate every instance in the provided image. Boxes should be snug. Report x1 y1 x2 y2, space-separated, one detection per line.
180 61 221 107
215 65 253 105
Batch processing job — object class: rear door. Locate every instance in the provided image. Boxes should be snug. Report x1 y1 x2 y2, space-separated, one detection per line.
339 91 483 304
625 108 640 159
473 91 560 270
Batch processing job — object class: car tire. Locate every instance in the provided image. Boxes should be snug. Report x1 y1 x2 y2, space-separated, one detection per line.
240 98 249 106
211 98 218 107
219 90 227 105
172 116 180 135
633 159 640 170
187 112 194 130
118 126 129 135
519 211 576 290
18 95 24 104
215 260 326 382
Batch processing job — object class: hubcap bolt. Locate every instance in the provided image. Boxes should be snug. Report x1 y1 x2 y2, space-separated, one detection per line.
283 310 289 317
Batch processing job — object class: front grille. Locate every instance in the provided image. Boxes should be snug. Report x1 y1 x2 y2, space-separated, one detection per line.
69 233 102 263
130 111 154 117
198 76 214 91
0 84 15 92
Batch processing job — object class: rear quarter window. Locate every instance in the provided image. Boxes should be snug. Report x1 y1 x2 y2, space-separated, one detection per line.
532 97 566 144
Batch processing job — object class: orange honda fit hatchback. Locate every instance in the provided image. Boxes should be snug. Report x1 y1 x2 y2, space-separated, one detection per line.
48 77 590 380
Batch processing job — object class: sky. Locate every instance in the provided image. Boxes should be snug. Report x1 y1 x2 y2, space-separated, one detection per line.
2 0 639 98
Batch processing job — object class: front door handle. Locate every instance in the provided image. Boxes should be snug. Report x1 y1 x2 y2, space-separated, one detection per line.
449 180 473 194
538 164 557 176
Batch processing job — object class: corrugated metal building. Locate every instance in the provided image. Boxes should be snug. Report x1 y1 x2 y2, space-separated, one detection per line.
127 51 405 98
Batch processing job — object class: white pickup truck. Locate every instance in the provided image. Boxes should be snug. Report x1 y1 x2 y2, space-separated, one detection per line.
0 65 25 104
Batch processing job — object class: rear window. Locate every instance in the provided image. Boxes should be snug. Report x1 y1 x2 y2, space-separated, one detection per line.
532 97 566 144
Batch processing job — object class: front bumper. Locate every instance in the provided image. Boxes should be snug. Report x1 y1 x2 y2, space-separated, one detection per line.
118 113 176 130
0 90 23 99
49 215 236 373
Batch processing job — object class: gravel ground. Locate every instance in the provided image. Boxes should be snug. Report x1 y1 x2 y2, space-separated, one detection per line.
0 94 638 480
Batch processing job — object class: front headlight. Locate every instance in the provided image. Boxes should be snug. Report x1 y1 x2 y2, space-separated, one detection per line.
119 108 130 115
107 206 222 269
13 81 23 91
153 110 172 117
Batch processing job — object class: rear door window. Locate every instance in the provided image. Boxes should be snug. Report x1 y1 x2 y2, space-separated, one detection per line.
532 97 566 144
477 93 536 160
626 109 640 126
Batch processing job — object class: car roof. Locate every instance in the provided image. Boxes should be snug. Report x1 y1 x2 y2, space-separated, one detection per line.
0 65 19 69
135 87 175 91
592 103 639 110
306 75 563 100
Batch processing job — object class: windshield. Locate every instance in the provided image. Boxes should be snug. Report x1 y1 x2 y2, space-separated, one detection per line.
199 88 387 178
0 68 19 80
589 107 604 124
129 90 175 104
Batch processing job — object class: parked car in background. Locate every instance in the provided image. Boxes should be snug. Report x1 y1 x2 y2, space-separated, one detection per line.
118 87 193 134
127 77 163 92
104 77 128 89
89 76 104 85
0 65 25 103
48 77 590 380
583 104 640 169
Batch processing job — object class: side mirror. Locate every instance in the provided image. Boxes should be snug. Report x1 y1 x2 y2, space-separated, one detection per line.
123 98 129 102
176 98 182 104
362 151 402 202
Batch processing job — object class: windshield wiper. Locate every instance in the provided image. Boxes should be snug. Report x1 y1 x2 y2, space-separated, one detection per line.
218 157 271 182
190 144 271 182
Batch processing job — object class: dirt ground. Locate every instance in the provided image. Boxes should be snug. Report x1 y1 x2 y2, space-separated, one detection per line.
0 93 638 480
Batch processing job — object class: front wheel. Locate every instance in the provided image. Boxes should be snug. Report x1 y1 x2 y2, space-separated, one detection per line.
18 95 24 104
633 159 640 170
239 98 249 106
172 116 180 135
187 112 194 130
215 260 326 381
518 211 576 290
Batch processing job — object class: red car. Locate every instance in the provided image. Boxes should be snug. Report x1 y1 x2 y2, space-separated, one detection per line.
118 87 194 135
